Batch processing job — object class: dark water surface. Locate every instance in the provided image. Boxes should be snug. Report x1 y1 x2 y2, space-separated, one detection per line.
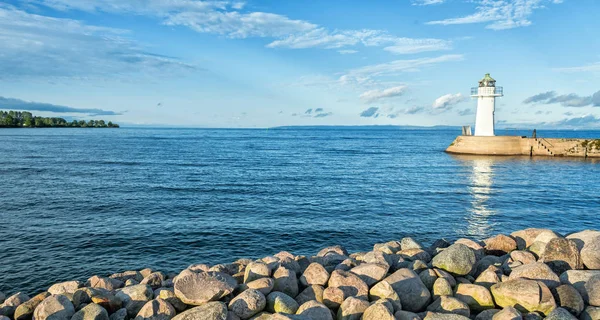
1 127 599 294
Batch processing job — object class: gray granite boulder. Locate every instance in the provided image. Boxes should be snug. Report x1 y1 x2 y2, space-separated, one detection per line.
172 302 228 320
33 295 75 320
173 270 237 305
432 244 476 276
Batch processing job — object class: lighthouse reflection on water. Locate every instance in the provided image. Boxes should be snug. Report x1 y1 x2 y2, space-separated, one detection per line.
466 157 497 238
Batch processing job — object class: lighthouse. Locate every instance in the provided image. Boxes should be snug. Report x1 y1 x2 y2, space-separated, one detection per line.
471 73 503 136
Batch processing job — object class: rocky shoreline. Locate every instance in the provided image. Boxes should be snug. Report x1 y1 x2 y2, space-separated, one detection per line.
1 229 600 320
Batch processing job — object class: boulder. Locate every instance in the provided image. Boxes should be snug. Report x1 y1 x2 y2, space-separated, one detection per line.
455 239 485 259
394 310 421 320
295 301 332 320
433 268 457 288
86 289 121 314
336 297 369 320
362 302 394 320
509 251 537 265
33 295 75 320
484 234 517 256
173 271 237 305
368 281 401 312
348 263 388 287
584 274 600 306
474 267 500 290
490 279 556 316
552 284 584 316
382 268 431 312
110 271 143 282
299 263 329 287
419 269 438 291
432 244 476 276
508 262 561 289
0 292 30 317
566 230 600 250
401 237 423 250
109 308 128 320
295 285 324 306
360 251 391 268
48 281 82 296
228 289 265 319
134 298 176 320
559 270 600 303
171 302 228 320
279 258 302 276
244 262 271 283
541 238 583 274
544 307 577 320
426 296 470 317
140 272 166 289
511 228 548 250
327 270 368 300
14 292 50 320
579 306 600 320
154 288 186 313
115 284 154 317
266 292 298 314
534 230 562 245
398 249 432 263
239 278 274 296
322 287 344 310
87 276 123 291
317 246 348 257
454 284 495 312
580 236 600 270
492 306 522 320
432 278 453 299
273 267 299 298
474 309 500 320
72 303 109 320
421 312 470 320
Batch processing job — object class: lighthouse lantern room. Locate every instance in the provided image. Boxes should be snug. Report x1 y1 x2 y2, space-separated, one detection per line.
471 73 503 136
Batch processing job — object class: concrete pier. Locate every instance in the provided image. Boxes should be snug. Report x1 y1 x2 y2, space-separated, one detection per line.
446 135 600 158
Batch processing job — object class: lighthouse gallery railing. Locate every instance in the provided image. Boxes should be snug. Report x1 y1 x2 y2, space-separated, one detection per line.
471 87 503 96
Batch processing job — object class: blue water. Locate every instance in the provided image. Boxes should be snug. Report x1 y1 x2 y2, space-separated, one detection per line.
1 127 599 295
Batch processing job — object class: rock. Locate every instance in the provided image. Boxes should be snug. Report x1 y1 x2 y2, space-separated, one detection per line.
239 278 274 296
269 314 310 320
426 296 470 317
0 292 4 305
541 238 583 275
48 281 82 296
523 312 543 320
432 278 453 299
398 249 432 263
411 260 428 273
360 251 391 268
579 306 600 320
455 284 495 312
110 271 143 282
553 284 584 316
382 268 431 312
273 267 299 298
244 262 271 283
134 298 176 320
174 270 237 305
327 270 368 300
109 308 128 320
509 262 561 289
566 230 600 250
33 295 75 320
559 270 600 304
295 285 324 306
454 239 485 259
394 310 421 320
534 230 562 245
421 312 470 320
0 292 30 317
433 268 457 288
322 287 344 310
511 228 548 250
528 242 546 259
368 281 401 312
172 302 229 320
72 303 109 320
336 297 369 320
419 269 438 291
266 292 298 314
279 258 302 276
348 263 388 287
362 302 394 320
545 307 577 320
154 288 186 313
492 306 522 320
228 289 265 319
87 276 124 291
490 279 556 316
581 236 600 270
335 259 355 272
484 234 517 256
475 309 501 320
584 275 600 306
296 256 311 274
510 251 537 265
115 284 154 317
317 246 348 257
14 292 50 320
141 272 166 289
90 289 122 314
295 301 332 320
401 237 423 250
299 263 329 287
432 244 476 276
474 267 501 289
126 279 140 287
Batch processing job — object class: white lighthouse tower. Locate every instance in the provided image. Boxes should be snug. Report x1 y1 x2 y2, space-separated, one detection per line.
472 73 503 136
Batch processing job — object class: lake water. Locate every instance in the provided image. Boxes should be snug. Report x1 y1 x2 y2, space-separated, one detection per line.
1 127 599 294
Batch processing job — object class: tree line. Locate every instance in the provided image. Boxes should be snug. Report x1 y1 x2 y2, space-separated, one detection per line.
0 111 119 128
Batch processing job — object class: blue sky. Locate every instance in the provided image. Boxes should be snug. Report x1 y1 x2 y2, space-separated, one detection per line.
1 0 599 128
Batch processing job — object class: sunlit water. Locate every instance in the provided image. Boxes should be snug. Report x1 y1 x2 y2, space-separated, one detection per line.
1 127 599 294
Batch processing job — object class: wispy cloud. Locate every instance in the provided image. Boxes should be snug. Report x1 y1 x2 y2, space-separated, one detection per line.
458 108 475 116
359 86 408 104
427 0 562 30
0 4 195 80
432 93 467 110
412 0 446 5
552 115 600 128
293 108 333 118
360 107 380 118
338 50 358 55
0 96 122 115
554 62 600 73
523 90 600 107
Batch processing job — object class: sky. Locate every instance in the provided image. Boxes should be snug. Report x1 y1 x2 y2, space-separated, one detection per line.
1 0 599 128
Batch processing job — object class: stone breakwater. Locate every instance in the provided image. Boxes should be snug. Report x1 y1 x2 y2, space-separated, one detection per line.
2 229 600 320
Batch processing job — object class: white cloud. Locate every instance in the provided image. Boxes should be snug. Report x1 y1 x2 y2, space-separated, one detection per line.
426 0 562 30
383 38 452 54
343 54 464 80
412 0 446 5
360 86 408 104
554 62 600 73
432 93 467 110
0 4 195 80
338 50 358 55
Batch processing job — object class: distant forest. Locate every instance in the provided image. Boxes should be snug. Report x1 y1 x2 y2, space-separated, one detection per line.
0 111 119 128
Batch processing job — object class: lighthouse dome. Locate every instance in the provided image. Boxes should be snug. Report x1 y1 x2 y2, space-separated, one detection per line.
479 73 496 87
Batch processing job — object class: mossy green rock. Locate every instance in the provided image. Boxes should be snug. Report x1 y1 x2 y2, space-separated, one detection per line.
266 292 299 314
490 279 556 316
454 284 494 312
432 244 476 276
